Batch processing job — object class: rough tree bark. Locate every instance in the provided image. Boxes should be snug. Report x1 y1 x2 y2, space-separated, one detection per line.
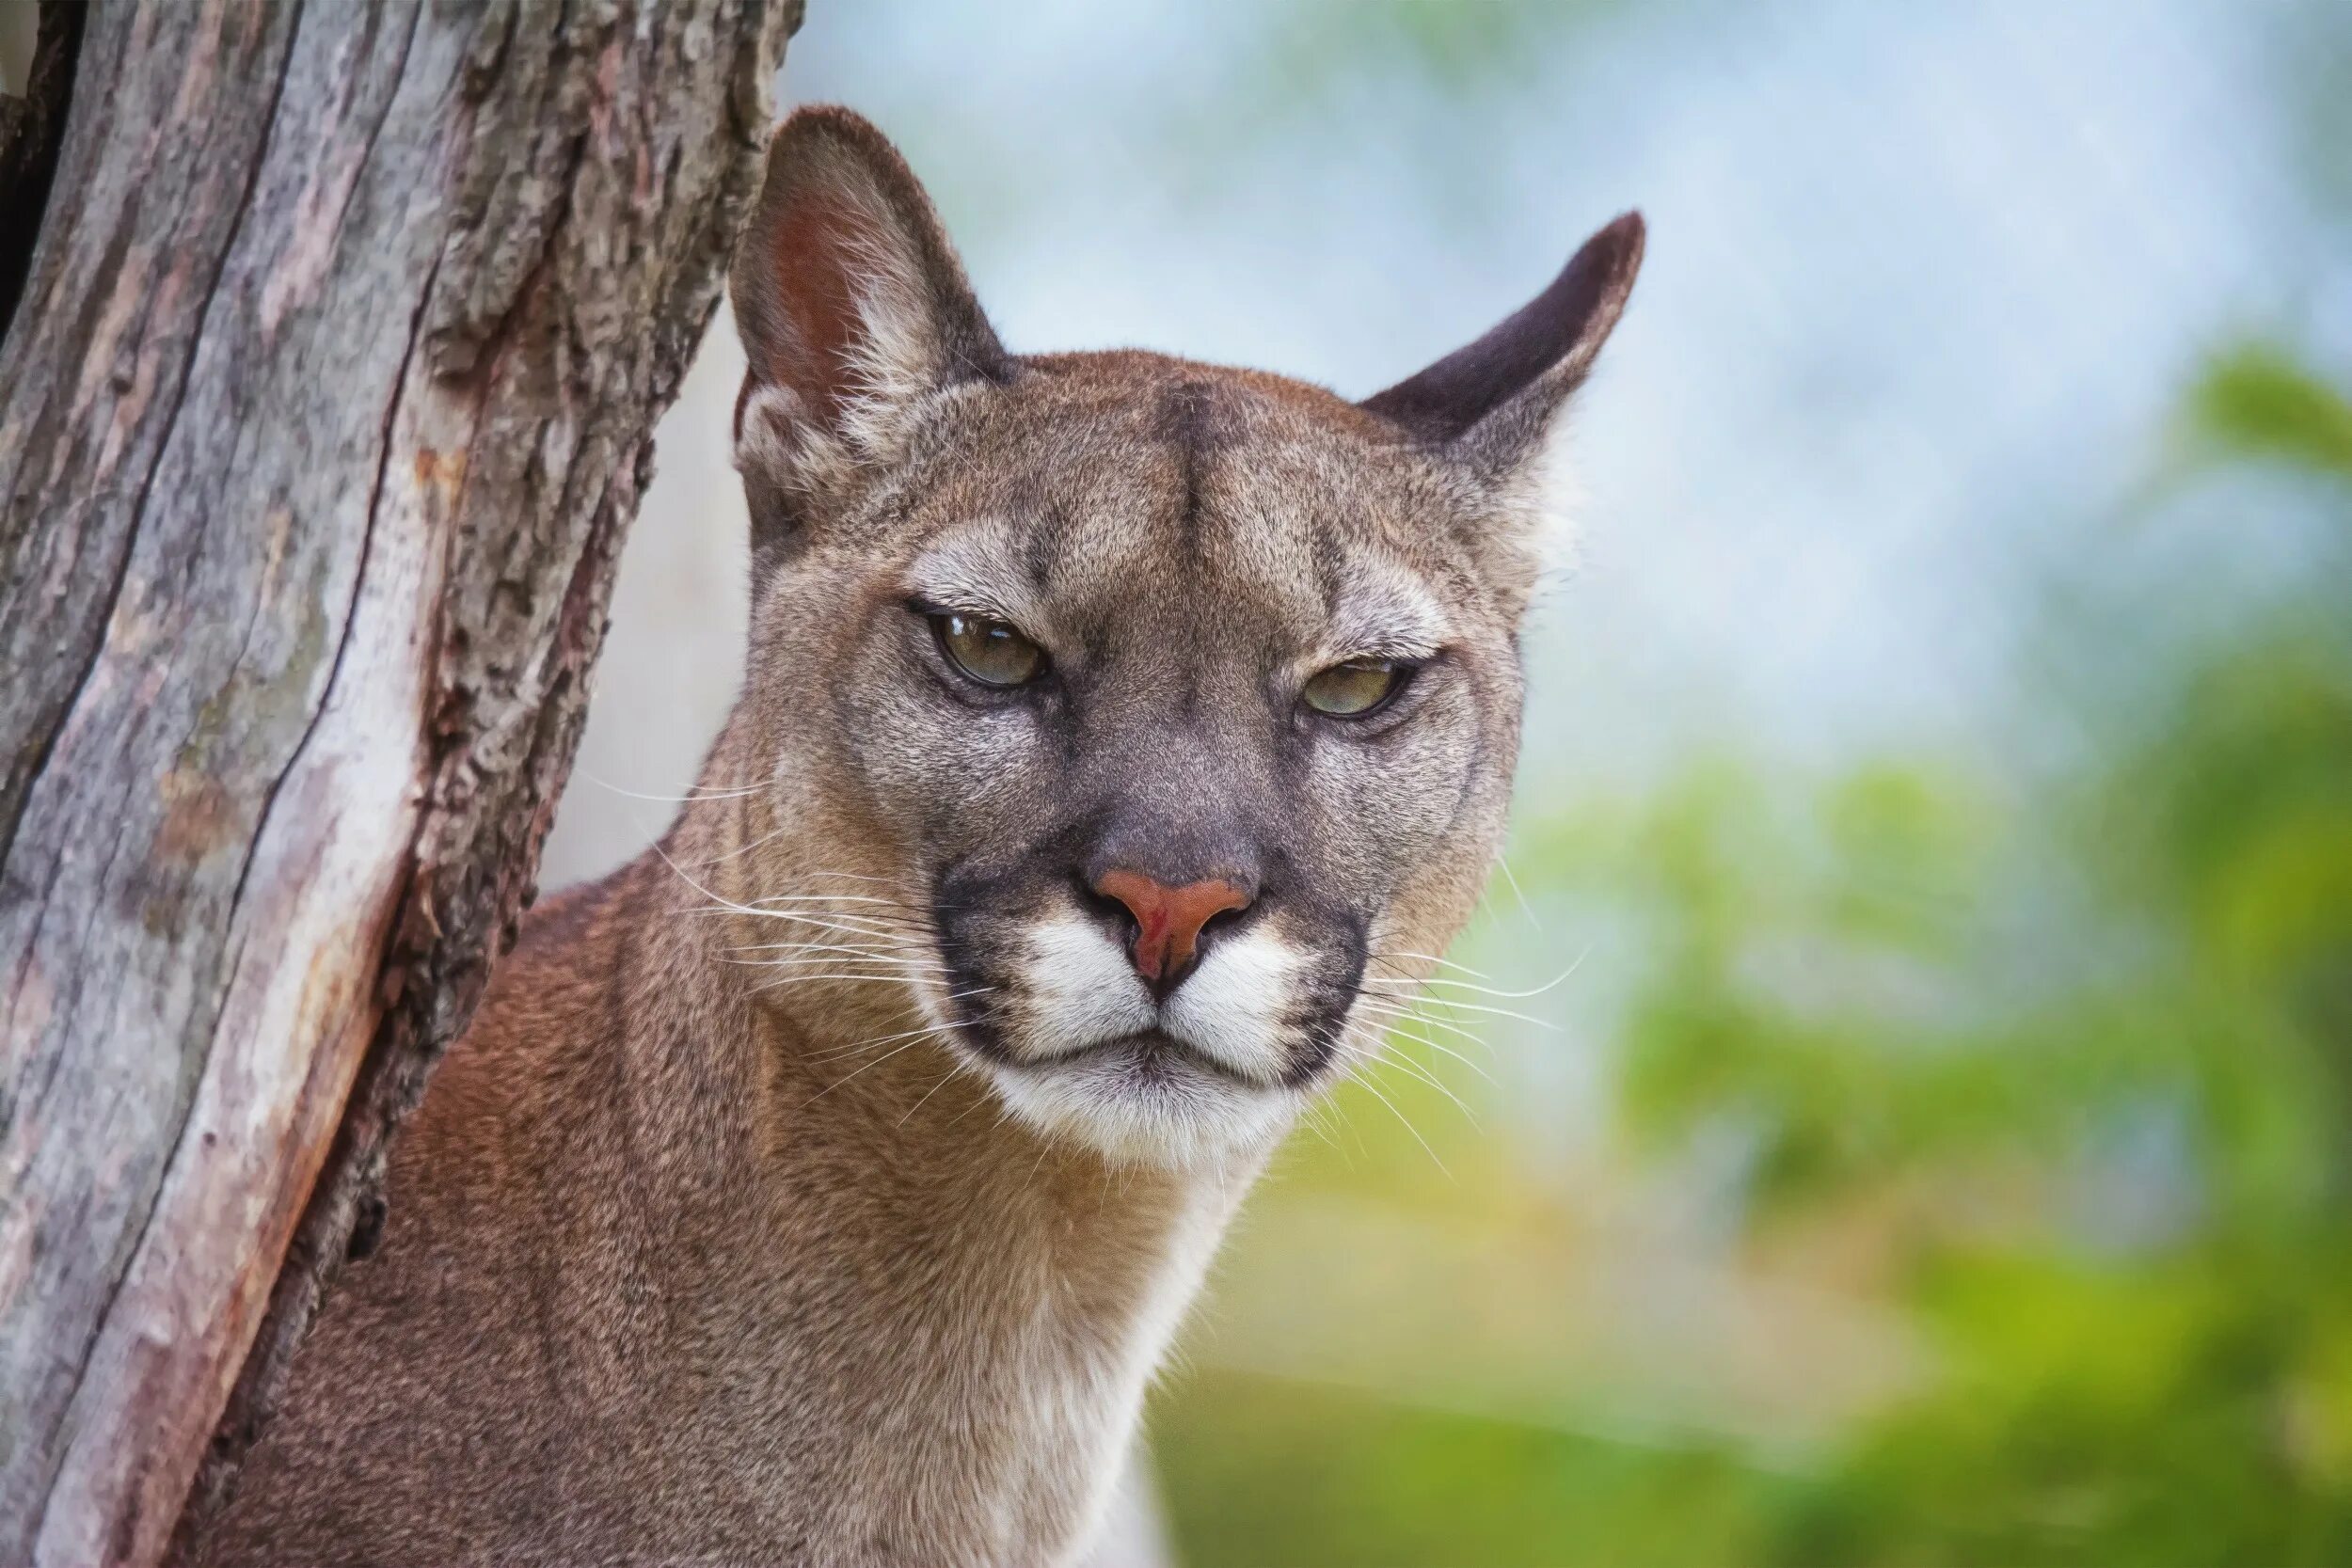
0 3 800 1563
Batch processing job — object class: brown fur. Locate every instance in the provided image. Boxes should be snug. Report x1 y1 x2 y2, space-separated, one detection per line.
200 108 1640 1566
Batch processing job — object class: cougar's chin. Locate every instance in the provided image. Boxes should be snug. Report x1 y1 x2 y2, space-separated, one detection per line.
981 1040 1301 1169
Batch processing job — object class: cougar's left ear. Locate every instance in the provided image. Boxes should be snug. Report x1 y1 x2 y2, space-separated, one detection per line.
729 106 1008 544
1360 213 1644 483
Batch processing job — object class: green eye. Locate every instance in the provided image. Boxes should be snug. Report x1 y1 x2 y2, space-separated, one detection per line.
1302 657 1408 718
932 612 1045 688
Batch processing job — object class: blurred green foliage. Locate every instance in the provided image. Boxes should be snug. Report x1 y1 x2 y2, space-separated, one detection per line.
1153 352 2352 1564
1157 1373 1787 1568
1746 350 2352 1568
2183 345 2352 478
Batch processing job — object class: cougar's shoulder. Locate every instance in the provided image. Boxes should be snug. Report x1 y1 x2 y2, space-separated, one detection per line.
405 863 641 1159
200 853 726 1566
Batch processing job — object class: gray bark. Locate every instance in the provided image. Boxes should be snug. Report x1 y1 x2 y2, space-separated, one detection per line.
0 3 799 1563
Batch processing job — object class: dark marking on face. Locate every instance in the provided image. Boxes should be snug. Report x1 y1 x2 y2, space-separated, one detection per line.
1017 480 1068 595
1157 380 1229 560
1311 518 1356 626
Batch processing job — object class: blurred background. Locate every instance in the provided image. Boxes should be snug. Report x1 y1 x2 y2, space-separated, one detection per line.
540 1 2352 1562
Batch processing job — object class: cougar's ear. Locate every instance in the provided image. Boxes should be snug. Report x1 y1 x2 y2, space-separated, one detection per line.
1360 213 1644 483
729 106 1007 533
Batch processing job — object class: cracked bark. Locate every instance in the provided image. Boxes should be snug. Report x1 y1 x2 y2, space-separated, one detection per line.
0 3 801 1563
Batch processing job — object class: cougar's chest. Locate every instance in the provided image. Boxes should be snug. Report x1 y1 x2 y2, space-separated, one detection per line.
741 1164 1237 1566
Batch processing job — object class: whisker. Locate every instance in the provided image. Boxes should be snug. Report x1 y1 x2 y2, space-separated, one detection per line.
723 959 946 974
658 847 940 939
680 818 800 868
1346 1067 1450 1178
801 999 996 1064
1496 856 1542 932
1295 1101 1344 1158
1346 1024 1476 1121
714 900 931 930
757 970 950 989
659 842 895 938
696 907 930 944
725 938 945 961
1381 1051 1478 1123
724 949 954 973
1374 1020 1498 1085
1362 959 1586 1002
1366 941 1591 1001
579 773 771 803
803 1022 952 1066
1355 991 1558 1032
898 1060 967 1127
795 870 956 905
738 883 962 919
720 968 950 982
750 971 948 992
802 1032 952 1105
1346 1019 1475 1103
1369 949 1494 981
742 893 928 911
1347 994 1494 1052
1025 1129 1057 1186
945 1084 999 1127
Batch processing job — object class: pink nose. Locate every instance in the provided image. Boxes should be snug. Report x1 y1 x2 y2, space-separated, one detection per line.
1089 868 1251 991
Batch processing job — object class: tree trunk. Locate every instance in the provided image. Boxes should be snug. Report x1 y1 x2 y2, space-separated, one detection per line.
0 3 800 1562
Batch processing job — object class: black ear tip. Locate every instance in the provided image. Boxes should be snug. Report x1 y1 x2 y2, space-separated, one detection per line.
759 104 914 197
769 103 892 157
1584 210 1646 280
1357 206 1647 452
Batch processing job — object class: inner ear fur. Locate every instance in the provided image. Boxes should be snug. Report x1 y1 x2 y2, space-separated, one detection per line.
1360 212 1645 480
728 106 1007 503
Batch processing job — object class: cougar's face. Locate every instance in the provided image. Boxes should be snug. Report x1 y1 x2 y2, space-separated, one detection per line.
749 361 1518 1164
726 108 1638 1166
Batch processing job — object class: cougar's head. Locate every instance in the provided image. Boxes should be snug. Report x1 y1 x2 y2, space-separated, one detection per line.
723 107 1641 1167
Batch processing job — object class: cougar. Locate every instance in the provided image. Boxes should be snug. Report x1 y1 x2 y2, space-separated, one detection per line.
201 106 1642 1567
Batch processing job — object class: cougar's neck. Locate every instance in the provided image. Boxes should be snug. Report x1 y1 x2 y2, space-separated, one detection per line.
644 723 1265 1369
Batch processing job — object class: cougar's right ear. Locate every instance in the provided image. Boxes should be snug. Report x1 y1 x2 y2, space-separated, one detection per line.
729 106 1008 544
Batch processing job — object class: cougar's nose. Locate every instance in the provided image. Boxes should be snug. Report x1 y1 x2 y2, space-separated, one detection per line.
1089 867 1253 996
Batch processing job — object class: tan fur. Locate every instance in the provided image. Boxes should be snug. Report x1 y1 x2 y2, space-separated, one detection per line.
200 108 1639 1567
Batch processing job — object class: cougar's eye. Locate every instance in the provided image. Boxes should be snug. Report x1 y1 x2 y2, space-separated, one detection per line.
1302 657 1409 718
931 612 1045 688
